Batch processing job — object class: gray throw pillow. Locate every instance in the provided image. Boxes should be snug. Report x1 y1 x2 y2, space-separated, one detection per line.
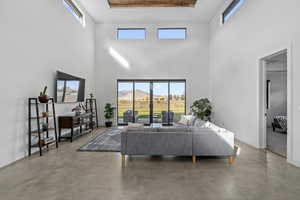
194 119 206 127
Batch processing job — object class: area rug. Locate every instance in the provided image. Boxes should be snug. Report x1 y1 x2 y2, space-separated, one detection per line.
78 129 122 152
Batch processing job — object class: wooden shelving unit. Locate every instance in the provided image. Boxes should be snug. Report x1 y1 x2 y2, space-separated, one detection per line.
28 98 58 156
86 98 99 129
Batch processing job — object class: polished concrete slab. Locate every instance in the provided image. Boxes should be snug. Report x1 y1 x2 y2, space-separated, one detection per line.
0 128 300 200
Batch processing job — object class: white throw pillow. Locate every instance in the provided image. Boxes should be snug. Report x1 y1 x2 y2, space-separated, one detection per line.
178 115 196 126
127 123 144 128
178 115 189 126
194 119 206 127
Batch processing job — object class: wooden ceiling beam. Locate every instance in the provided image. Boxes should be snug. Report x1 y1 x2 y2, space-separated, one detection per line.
108 0 197 8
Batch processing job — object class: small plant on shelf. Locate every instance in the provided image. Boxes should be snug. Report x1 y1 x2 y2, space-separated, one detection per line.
104 103 115 127
38 86 49 103
41 122 48 132
190 98 212 121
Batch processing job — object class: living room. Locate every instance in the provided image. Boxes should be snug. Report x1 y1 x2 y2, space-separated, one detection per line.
1 0 300 199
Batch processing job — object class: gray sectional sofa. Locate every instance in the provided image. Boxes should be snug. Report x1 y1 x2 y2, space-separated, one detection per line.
121 121 235 163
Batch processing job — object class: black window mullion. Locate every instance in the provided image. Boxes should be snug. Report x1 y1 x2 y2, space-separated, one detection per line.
168 81 171 125
150 82 153 124
133 81 135 123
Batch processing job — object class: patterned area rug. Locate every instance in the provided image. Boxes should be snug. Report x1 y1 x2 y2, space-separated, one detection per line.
78 129 122 152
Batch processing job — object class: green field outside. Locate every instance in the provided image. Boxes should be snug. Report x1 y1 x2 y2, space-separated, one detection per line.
118 100 185 120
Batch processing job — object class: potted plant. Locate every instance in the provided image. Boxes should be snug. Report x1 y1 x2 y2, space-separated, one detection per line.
190 98 212 121
72 105 82 116
38 86 49 103
104 103 115 127
41 122 48 132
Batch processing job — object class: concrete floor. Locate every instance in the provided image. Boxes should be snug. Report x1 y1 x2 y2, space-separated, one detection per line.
1 128 300 200
267 128 287 157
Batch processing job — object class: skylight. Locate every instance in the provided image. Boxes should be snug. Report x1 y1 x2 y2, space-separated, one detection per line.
222 0 244 24
117 29 146 39
158 29 186 39
63 0 85 26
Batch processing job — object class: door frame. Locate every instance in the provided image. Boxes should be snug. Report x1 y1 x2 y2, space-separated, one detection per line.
258 47 292 162
117 79 187 126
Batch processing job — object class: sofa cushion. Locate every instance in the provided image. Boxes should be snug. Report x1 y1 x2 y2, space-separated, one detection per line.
158 127 191 133
128 122 144 128
202 122 226 133
125 127 158 133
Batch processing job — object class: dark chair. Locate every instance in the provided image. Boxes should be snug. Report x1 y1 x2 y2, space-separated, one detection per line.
123 110 139 123
161 111 174 124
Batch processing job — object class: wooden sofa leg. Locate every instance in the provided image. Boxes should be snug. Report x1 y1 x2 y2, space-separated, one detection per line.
192 156 196 163
228 156 235 164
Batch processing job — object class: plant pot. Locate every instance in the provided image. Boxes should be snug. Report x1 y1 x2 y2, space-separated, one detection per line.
38 95 49 103
105 121 113 128
42 112 49 118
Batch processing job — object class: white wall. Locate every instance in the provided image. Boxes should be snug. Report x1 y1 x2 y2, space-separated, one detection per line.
95 23 210 125
209 0 300 166
0 0 96 168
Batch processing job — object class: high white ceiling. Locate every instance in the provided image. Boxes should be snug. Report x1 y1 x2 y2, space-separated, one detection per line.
77 0 225 24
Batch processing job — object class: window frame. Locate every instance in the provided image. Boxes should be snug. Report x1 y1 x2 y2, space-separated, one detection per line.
222 0 244 24
63 0 85 26
157 28 187 40
117 28 146 40
117 79 186 126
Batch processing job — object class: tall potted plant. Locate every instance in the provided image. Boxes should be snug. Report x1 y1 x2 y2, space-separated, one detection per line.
190 98 212 121
104 103 115 127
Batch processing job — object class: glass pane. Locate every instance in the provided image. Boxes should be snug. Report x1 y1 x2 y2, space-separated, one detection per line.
63 0 83 24
170 82 185 123
223 0 244 23
153 82 169 124
118 29 146 39
158 29 186 39
56 80 65 103
134 82 150 124
118 82 133 124
64 80 80 103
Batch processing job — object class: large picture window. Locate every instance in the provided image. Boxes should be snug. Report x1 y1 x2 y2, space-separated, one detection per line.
117 80 186 125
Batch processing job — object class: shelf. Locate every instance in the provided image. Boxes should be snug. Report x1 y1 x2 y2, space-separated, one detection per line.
30 102 53 105
31 128 55 134
31 139 56 148
30 115 53 120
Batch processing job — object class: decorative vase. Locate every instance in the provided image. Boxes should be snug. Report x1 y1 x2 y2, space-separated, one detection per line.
42 112 49 118
105 121 112 128
38 95 49 103
42 124 48 132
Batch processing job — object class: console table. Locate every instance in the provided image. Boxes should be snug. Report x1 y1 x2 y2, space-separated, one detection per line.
58 113 92 142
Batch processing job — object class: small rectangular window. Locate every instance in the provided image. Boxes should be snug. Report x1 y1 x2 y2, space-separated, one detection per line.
222 0 244 24
63 0 85 26
117 29 146 39
158 28 186 39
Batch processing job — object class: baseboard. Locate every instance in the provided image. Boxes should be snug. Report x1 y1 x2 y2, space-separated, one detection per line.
287 159 300 168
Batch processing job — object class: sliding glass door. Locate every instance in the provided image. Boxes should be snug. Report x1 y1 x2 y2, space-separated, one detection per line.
134 82 151 124
117 82 133 124
117 80 186 125
153 82 169 123
170 82 186 123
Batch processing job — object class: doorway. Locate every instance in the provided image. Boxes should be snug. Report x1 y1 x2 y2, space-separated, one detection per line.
260 50 288 157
